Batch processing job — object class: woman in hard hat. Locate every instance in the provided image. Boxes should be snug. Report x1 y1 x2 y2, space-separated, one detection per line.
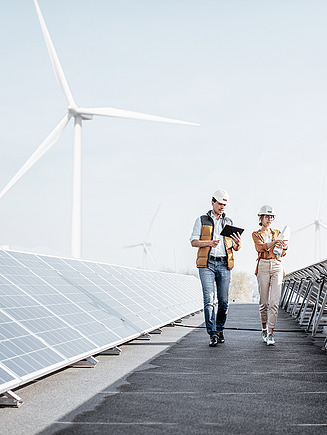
252 205 287 345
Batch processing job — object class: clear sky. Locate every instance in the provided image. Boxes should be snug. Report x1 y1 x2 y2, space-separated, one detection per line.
1 0 327 276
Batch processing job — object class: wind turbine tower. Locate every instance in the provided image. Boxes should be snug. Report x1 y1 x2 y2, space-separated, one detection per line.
293 159 327 261
124 203 161 270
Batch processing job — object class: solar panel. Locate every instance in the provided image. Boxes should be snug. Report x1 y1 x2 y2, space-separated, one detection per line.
63 260 156 330
0 363 20 393
80 261 175 323
0 252 112 354
0 249 202 398
0 310 65 380
8 252 133 347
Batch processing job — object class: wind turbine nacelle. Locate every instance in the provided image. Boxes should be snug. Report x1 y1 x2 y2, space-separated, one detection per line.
68 106 93 120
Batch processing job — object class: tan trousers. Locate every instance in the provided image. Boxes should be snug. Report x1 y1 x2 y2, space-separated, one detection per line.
256 259 283 330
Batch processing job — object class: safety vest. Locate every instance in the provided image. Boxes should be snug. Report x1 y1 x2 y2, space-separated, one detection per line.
196 211 235 270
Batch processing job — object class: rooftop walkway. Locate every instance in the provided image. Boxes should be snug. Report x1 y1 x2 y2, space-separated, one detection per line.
3 303 327 434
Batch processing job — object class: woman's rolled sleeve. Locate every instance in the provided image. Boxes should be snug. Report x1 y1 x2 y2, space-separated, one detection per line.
252 233 268 252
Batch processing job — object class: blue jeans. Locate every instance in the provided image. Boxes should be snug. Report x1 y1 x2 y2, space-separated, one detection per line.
198 258 231 336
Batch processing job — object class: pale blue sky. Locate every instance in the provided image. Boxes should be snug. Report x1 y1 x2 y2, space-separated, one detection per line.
1 0 327 275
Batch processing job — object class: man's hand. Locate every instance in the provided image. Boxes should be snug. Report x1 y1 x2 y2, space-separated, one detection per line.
191 239 220 248
231 232 241 249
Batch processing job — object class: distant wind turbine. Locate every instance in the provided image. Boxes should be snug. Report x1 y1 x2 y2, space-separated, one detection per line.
293 159 327 261
0 0 199 259
124 203 161 270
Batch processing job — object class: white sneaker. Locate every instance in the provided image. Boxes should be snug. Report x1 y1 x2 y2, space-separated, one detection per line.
266 332 275 346
262 328 268 343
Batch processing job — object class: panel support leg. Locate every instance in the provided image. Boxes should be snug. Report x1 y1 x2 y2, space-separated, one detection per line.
137 333 151 340
0 390 23 407
100 346 122 356
150 328 162 334
71 356 98 368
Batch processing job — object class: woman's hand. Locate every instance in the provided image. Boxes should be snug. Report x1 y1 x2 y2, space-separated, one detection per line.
275 240 287 249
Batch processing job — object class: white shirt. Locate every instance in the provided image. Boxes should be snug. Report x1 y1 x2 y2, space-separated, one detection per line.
190 211 227 257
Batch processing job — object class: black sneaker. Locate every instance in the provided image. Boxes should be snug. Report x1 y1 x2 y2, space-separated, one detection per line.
217 331 225 343
209 335 218 347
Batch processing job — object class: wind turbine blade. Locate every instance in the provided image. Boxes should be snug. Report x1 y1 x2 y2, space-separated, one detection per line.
78 107 200 126
0 114 71 200
145 202 161 239
123 243 142 249
143 244 159 270
320 222 327 230
292 222 313 233
316 157 326 219
34 0 75 107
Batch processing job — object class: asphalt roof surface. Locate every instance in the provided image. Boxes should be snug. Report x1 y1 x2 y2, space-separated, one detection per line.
31 303 327 435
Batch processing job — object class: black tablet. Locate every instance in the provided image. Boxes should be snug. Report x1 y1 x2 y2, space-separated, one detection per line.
220 224 244 238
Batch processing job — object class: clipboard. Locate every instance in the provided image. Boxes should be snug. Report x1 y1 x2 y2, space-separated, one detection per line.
220 224 244 238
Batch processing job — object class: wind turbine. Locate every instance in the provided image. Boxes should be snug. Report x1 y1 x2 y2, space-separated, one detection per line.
0 0 199 259
124 203 161 270
293 159 327 261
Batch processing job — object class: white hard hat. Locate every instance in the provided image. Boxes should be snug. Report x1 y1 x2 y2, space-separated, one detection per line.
212 189 229 204
258 205 275 216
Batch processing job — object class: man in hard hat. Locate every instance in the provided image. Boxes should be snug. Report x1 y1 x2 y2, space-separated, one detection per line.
190 189 242 347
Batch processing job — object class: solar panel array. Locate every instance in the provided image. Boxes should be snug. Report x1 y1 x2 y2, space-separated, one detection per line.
0 249 202 396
